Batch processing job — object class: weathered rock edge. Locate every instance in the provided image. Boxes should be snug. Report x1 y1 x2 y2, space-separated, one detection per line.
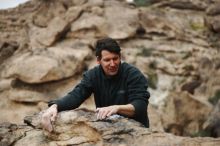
1 109 220 146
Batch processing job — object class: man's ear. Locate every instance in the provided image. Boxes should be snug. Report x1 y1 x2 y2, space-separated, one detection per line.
96 56 101 64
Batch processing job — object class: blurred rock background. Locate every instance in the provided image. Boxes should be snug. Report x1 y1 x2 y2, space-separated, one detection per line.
0 0 220 141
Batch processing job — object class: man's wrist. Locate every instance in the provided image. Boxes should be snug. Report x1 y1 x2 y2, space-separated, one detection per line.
51 104 58 109
115 104 135 117
115 105 120 113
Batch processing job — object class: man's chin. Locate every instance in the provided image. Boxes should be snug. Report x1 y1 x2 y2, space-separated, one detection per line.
107 71 118 76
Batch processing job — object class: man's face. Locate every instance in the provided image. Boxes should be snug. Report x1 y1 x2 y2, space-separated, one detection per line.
97 50 121 76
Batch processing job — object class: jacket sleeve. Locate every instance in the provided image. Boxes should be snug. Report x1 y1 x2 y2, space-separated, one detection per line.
48 71 93 112
127 68 150 127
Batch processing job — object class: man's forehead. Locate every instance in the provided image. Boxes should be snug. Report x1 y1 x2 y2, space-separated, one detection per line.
101 50 120 57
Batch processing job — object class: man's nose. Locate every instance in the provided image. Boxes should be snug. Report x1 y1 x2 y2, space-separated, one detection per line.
110 60 115 66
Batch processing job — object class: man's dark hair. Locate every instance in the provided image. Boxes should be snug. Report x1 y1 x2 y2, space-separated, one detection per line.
95 37 121 59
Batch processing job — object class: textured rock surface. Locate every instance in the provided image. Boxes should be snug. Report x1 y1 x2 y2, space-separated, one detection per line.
0 0 220 142
203 100 220 137
161 91 212 136
1 46 92 83
1 109 219 146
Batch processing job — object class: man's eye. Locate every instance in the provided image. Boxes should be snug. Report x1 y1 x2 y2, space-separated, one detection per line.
104 59 110 62
113 57 118 61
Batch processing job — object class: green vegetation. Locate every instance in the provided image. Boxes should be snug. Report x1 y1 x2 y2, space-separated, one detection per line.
149 60 157 69
147 70 158 89
183 65 194 71
177 77 187 85
136 46 157 88
134 0 152 7
136 46 154 57
190 22 206 31
208 90 220 105
190 129 211 137
181 51 192 59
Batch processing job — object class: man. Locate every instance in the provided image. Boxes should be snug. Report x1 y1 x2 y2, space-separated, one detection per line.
41 38 150 132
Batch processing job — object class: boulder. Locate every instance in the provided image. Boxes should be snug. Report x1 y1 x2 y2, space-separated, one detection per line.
32 1 66 28
206 2 220 16
139 7 207 46
0 41 19 64
8 89 48 103
29 6 83 48
102 1 139 39
194 55 220 101
148 104 164 132
0 123 31 146
0 79 12 92
1 46 92 83
161 92 213 136
181 80 202 94
0 92 40 124
206 16 220 33
1 109 219 146
68 11 106 38
203 100 220 137
158 0 208 11
1 0 220 141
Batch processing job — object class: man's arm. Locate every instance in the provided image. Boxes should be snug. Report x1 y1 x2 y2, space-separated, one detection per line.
48 71 93 112
126 67 150 127
117 104 135 117
41 104 58 132
41 71 94 132
96 104 135 120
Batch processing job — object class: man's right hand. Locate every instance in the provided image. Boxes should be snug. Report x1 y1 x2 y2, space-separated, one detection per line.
41 104 58 132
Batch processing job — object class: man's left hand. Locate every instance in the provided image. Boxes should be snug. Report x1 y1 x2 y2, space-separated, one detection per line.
96 105 119 120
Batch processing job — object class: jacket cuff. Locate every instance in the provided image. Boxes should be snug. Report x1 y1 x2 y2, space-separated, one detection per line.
130 100 147 118
48 100 61 112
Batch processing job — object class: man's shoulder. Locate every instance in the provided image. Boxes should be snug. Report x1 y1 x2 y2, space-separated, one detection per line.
121 62 140 74
84 65 100 76
89 65 100 72
121 62 147 83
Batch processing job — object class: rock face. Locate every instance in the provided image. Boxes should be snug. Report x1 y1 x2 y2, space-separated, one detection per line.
206 2 220 32
0 0 220 143
1 109 220 146
161 91 213 136
2 46 92 83
203 100 220 137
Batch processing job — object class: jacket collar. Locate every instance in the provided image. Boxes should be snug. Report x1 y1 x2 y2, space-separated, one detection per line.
99 62 122 80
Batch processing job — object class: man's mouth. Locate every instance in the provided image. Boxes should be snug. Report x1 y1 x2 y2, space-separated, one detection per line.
109 68 117 72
